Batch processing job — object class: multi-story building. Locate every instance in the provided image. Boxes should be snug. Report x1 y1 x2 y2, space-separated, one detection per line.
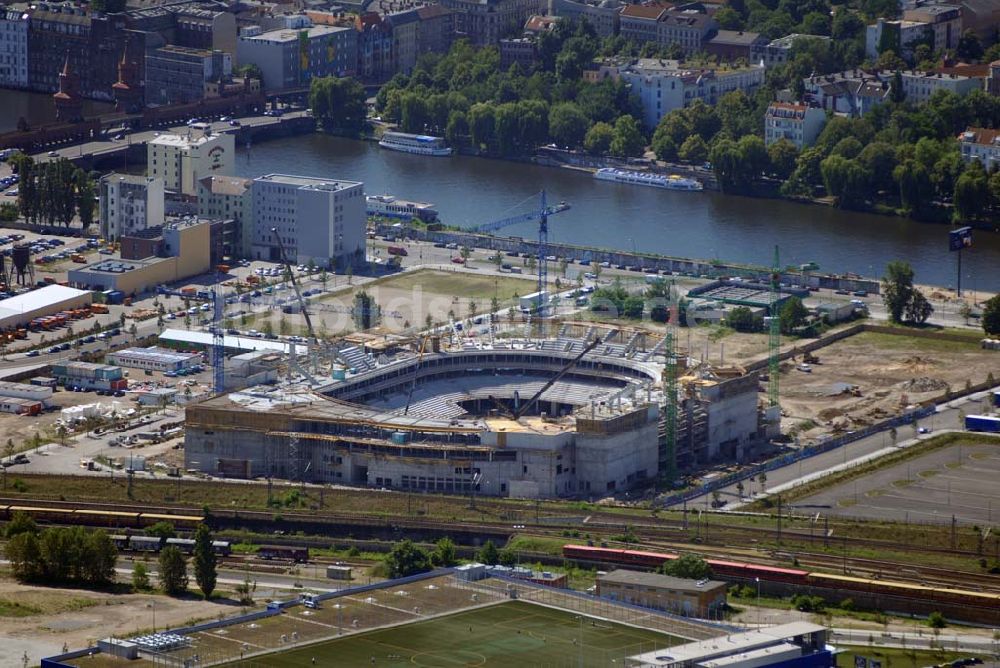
100 174 166 241
499 37 537 69
355 13 394 83
440 0 547 46
145 45 232 106
764 102 827 149
126 3 237 63
0 6 29 89
619 58 765 129
865 19 932 60
415 4 454 57
237 24 357 90
197 175 254 258
251 174 365 270
805 68 982 117
762 33 829 68
148 131 235 197
27 3 143 101
619 4 664 45
903 4 961 52
958 127 1000 170
386 9 420 74
551 0 623 38
704 30 767 62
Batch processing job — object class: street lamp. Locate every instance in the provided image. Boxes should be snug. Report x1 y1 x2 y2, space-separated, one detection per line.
755 577 761 627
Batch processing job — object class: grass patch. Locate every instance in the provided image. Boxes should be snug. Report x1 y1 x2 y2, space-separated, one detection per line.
891 480 913 488
838 498 858 507
0 594 96 617
945 462 963 469
0 598 42 617
506 534 585 556
918 469 939 478
220 600 679 667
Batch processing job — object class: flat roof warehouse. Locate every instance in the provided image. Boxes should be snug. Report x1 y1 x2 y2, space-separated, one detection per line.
0 285 93 329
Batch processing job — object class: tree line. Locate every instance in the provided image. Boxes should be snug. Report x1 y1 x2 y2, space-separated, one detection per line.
10 154 96 228
5 513 116 587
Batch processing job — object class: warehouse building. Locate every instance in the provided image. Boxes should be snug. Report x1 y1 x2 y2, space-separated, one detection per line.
0 285 92 331
596 570 728 617
0 381 53 404
68 218 211 297
108 347 202 373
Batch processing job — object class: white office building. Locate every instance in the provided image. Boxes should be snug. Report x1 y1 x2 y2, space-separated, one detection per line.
99 174 165 241
764 102 827 149
147 131 235 197
0 7 29 89
251 174 365 270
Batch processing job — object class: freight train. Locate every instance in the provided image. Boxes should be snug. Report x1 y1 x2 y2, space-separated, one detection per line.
111 534 232 556
0 504 205 530
562 545 1000 611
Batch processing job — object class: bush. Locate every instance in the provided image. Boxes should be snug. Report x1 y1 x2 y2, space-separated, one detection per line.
791 594 825 612
839 597 855 611
928 611 946 628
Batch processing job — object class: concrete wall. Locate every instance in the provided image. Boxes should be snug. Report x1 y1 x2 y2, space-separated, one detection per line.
576 412 658 496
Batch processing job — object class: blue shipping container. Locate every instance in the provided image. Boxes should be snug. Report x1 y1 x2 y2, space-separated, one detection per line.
965 415 1000 432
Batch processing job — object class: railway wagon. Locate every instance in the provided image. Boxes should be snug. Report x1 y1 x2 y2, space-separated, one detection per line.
807 572 1000 609
111 535 231 556
258 545 309 562
138 513 204 530
561 544 676 569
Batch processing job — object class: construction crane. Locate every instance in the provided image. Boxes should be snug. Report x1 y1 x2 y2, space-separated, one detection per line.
660 331 677 489
403 336 430 415
767 245 781 408
155 284 225 393
513 337 600 420
470 191 570 312
271 227 318 343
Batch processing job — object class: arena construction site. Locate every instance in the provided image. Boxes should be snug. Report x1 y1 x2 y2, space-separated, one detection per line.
53 571 723 667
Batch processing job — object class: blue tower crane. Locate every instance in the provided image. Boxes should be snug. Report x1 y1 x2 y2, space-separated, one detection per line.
470 191 570 310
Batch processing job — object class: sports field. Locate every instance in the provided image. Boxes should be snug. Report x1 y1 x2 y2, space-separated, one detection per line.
227 601 680 667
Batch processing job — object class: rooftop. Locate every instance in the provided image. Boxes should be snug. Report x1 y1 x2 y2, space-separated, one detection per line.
0 285 89 321
959 127 1000 145
242 24 351 42
708 29 762 46
199 175 252 196
149 132 225 148
153 44 216 57
628 622 827 667
255 173 362 191
598 569 727 592
111 347 200 363
620 4 667 20
767 32 829 48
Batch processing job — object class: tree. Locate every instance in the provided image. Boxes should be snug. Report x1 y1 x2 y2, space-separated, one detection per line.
445 110 469 147
431 537 457 567
385 539 431 578
953 163 990 221
145 521 176 539
779 296 809 335
678 135 709 164
75 170 95 229
928 611 946 629
548 103 588 148
821 155 869 209
309 76 367 134
477 540 500 565
983 295 1000 336
905 289 933 324
725 306 760 333
4 510 37 538
609 114 645 158
132 562 150 591
767 139 798 180
882 260 915 324
158 545 189 596
584 122 614 155
661 554 712 579
956 31 983 61
193 524 217 599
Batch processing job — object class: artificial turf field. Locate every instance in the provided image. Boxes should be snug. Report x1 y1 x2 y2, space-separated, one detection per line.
227 600 682 667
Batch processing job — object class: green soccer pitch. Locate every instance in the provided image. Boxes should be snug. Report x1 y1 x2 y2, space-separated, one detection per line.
225 600 683 667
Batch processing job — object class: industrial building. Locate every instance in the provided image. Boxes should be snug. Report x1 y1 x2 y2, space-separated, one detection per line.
51 361 127 392
251 174 366 270
184 328 767 497
148 131 235 196
68 217 212 296
0 284 92 331
107 347 201 373
596 570 728 617
0 381 53 404
0 397 42 415
628 622 831 668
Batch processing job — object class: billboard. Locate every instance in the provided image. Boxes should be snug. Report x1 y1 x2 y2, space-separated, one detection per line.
949 226 972 252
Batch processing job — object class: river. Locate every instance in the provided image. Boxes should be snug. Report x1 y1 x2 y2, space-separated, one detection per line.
0 90 113 133
233 134 999 291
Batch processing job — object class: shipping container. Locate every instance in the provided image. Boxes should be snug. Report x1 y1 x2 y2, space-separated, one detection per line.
965 415 1000 432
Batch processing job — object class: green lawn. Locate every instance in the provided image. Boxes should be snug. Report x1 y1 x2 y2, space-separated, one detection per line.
373 269 539 300
225 601 680 667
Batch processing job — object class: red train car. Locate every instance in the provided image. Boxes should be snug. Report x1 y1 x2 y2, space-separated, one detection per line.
562 545 678 569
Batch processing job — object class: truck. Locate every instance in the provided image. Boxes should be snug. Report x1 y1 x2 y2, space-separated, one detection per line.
519 291 548 313
965 415 1000 433
387 246 408 256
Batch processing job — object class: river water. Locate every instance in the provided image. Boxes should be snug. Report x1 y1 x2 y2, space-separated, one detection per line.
234 134 999 291
0 90 113 133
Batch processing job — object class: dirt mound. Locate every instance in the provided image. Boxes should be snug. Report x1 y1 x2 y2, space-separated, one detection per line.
902 376 947 393
817 407 844 421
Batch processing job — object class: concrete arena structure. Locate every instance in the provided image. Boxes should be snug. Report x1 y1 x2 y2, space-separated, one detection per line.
184 330 765 498
185 342 664 498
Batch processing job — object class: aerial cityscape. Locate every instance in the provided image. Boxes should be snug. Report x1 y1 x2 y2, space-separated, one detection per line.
0 0 998 665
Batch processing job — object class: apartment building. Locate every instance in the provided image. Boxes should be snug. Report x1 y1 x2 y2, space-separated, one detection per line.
148 131 235 197
763 102 827 149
